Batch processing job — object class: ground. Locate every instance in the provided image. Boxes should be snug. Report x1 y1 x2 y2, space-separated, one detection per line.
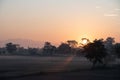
0 56 120 80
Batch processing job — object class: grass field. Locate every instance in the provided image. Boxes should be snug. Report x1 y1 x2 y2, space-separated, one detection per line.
0 56 120 80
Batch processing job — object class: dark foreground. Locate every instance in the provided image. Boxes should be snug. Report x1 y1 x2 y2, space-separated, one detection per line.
0 56 120 80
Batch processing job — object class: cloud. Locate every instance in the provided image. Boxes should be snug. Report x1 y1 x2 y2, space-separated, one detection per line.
104 13 118 17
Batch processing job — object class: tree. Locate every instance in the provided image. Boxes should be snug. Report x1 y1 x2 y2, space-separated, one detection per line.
43 42 56 55
104 37 115 55
83 39 107 68
114 43 120 57
104 37 117 64
67 40 78 55
17 47 28 55
67 40 78 48
57 43 71 54
28 48 38 55
6 43 18 54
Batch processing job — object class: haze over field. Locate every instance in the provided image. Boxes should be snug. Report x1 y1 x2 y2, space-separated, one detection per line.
1 1 120 80
0 0 120 47
0 39 44 48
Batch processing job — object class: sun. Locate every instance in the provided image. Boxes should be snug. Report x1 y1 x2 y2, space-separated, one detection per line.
82 39 88 44
81 38 89 45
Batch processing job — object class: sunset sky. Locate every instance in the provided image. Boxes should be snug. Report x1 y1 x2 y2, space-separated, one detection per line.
0 0 120 46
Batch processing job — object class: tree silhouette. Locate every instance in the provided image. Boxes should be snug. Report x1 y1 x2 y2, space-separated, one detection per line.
67 40 78 55
43 42 56 55
104 37 115 55
114 43 120 57
83 39 107 67
6 43 18 54
67 40 78 48
28 48 38 55
57 43 71 54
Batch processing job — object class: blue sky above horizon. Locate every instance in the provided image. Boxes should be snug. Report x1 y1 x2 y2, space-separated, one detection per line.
0 0 120 45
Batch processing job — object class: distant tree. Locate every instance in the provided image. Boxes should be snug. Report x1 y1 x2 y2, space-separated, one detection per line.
67 40 78 55
104 37 117 64
50 45 57 54
0 48 2 54
28 48 38 55
43 42 56 55
104 37 115 55
83 39 107 68
57 43 71 54
67 40 78 48
6 43 18 54
43 42 51 54
17 47 28 55
114 43 120 57
0 48 6 55
106 37 115 44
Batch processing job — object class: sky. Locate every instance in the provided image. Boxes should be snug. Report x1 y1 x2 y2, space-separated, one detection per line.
0 0 120 46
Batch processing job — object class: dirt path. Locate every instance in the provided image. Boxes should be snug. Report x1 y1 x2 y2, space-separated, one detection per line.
47 55 74 72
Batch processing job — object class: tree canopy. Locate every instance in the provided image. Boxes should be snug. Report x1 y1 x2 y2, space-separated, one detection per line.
83 39 107 66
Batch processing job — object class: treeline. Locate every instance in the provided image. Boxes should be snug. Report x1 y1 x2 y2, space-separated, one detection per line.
0 37 120 57
0 40 78 56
